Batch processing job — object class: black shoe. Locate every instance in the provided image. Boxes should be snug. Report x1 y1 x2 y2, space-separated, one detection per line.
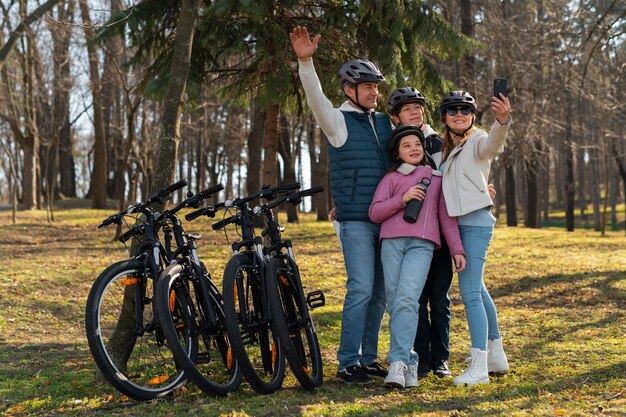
337 365 372 384
417 361 431 378
361 361 388 378
433 360 452 378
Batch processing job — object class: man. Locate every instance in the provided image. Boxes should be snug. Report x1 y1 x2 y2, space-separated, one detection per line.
290 26 390 384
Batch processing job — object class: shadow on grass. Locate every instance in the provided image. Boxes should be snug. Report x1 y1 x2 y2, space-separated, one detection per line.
2 332 624 416
0 340 110 410
490 269 626 308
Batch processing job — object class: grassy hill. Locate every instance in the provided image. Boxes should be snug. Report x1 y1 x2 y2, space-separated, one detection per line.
0 205 624 416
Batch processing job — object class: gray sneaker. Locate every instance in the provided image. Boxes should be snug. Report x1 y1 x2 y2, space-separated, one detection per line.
405 363 418 388
384 361 407 388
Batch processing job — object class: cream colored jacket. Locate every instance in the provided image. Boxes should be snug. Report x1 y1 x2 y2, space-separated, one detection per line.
441 118 511 217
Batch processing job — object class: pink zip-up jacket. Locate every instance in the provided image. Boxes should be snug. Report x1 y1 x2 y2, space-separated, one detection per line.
368 165 465 256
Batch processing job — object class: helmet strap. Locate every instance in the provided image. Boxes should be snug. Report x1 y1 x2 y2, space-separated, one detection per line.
346 84 372 113
450 123 476 146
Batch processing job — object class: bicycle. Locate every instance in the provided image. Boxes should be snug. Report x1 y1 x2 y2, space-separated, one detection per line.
212 184 302 394
261 187 326 390
85 180 194 401
154 188 242 396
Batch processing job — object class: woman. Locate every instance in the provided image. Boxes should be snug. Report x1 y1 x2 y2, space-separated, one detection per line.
438 90 511 386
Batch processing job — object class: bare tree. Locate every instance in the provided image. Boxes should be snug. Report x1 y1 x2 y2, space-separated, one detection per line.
79 0 107 209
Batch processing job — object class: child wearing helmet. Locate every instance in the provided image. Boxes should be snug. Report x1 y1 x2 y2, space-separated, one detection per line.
387 87 453 379
368 125 466 389
290 26 392 384
437 90 512 386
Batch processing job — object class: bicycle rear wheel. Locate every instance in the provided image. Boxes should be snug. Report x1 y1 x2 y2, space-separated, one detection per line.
222 253 285 394
266 257 323 390
85 260 193 400
156 262 241 395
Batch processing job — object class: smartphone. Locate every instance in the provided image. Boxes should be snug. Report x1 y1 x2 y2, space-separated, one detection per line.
494 78 508 98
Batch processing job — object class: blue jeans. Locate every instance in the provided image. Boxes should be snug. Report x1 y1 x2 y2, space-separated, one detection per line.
381 237 433 365
337 221 386 369
457 225 501 350
414 241 453 365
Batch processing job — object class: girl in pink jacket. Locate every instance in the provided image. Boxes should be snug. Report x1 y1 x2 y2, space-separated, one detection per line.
368 125 466 389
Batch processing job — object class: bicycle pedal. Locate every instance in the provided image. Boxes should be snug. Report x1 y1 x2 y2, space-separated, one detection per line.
306 290 325 309
195 352 212 365
240 331 253 345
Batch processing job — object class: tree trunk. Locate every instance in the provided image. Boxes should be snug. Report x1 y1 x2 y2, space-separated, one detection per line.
79 0 108 209
524 158 538 228
0 139 19 222
564 95 575 231
504 150 517 226
261 103 280 188
44 0 75 219
279 112 298 222
107 0 198 372
576 144 586 220
309 123 333 221
459 0 475 86
246 101 264 196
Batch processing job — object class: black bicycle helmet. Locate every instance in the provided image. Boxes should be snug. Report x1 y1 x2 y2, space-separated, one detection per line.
439 91 477 113
338 59 385 87
387 87 426 114
387 124 425 154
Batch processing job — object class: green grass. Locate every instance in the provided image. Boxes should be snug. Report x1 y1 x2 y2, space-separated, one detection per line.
0 204 624 416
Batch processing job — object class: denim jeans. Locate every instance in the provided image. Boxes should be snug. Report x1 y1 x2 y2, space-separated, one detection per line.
457 225 501 350
381 237 434 365
337 221 386 369
414 242 453 365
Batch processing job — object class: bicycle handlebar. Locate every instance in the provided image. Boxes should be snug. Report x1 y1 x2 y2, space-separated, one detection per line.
118 224 146 243
185 201 226 221
266 186 324 210
98 179 189 228
230 182 302 207
211 214 239 231
261 182 301 200
147 179 189 205
164 183 224 218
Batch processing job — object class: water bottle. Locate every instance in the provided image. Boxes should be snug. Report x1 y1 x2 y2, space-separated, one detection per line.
403 177 431 223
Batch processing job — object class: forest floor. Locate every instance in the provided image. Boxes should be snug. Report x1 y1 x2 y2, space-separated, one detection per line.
0 203 624 416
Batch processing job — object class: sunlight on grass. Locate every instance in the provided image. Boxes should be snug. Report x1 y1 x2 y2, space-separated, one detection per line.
0 207 624 416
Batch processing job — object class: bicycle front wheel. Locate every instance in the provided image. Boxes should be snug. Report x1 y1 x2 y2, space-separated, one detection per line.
222 253 285 394
85 260 192 400
156 262 241 395
266 257 323 390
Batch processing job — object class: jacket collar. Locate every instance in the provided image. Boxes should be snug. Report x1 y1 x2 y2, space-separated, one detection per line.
396 162 418 175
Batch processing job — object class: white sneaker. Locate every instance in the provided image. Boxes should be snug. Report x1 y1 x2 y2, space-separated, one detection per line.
404 363 418 388
384 361 407 388
488 338 509 373
453 348 489 386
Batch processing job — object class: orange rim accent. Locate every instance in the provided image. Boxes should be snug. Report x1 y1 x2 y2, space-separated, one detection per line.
227 347 233 369
272 341 277 365
148 374 169 385
120 277 140 286
169 291 176 312
233 283 238 301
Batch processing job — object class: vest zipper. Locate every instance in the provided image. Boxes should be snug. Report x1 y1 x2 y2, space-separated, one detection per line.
368 112 381 148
